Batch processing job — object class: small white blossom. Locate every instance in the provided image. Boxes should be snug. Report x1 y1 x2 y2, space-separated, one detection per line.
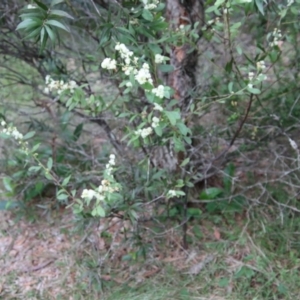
248 72 255 81
256 60 266 71
152 85 165 98
101 58 117 70
135 63 153 85
135 127 153 138
81 189 96 200
27 4 36 9
154 54 167 64
153 102 163 111
1 120 6 126
126 82 133 88
151 116 160 128
167 190 180 198
145 3 157 9
44 76 78 95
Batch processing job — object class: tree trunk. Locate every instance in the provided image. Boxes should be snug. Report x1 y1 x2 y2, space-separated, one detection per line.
165 0 204 108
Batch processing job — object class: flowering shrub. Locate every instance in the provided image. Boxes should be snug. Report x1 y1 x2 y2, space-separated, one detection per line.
1 0 299 231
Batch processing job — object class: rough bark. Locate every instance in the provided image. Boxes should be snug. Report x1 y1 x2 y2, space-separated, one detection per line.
165 0 204 108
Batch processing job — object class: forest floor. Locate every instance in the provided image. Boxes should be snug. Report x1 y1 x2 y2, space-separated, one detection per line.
1 203 300 300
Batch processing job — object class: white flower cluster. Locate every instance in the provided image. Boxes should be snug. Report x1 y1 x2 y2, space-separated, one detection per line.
154 54 168 64
115 43 134 65
151 116 160 128
152 85 165 98
27 4 36 9
153 102 163 111
44 75 77 95
256 60 266 71
135 127 153 139
141 0 159 10
105 153 116 175
100 42 170 139
269 28 282 47
135 116 160 138
1 121 23 140
101 58 117 70
102 43 154 86
81 154 119 202
248 60 267 88
248 72 255 82
167 190 180 198
135 63 153 85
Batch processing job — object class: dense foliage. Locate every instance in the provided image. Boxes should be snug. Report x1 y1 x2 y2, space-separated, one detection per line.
1 0 300 248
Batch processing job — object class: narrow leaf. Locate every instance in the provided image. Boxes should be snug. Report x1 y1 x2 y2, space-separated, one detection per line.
51 0 64 6
23 131 35 140
16 19 37 30
49 9 74 19
62 175 71 187
57 194 68 200
45 25 56 42
3 177 13 192
33 0 48 10
45 19 69 32
47 157 53 170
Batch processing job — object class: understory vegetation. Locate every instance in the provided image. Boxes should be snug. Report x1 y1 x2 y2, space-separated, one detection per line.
1 0 300 299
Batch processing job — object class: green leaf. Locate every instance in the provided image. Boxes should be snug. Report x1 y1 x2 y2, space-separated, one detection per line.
57 193 68 200
154 125 163 136
225 59 233 73
173 136 185 152
45 25 56 43
33 0 49 11
28 166 42 173
45 172 53 180
176 122 191 136
24 27 42 40
51 0 64 7
148 43 162 54
165 110 181 126
180 157 190 167
45 19 69 32
16 19 39 31
47 157 53 170
3 177 13 193
49 9 74 19
247 86 261 94
40 26 45 44
23 131 35 140
92 205 105 217
20 12 44 19
200 187 223 200
255 0 264 16
142 9 153 21
158 64 174 73
62 175 71 186
215 0 225 8
187 207 202 217
73 123 83 141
